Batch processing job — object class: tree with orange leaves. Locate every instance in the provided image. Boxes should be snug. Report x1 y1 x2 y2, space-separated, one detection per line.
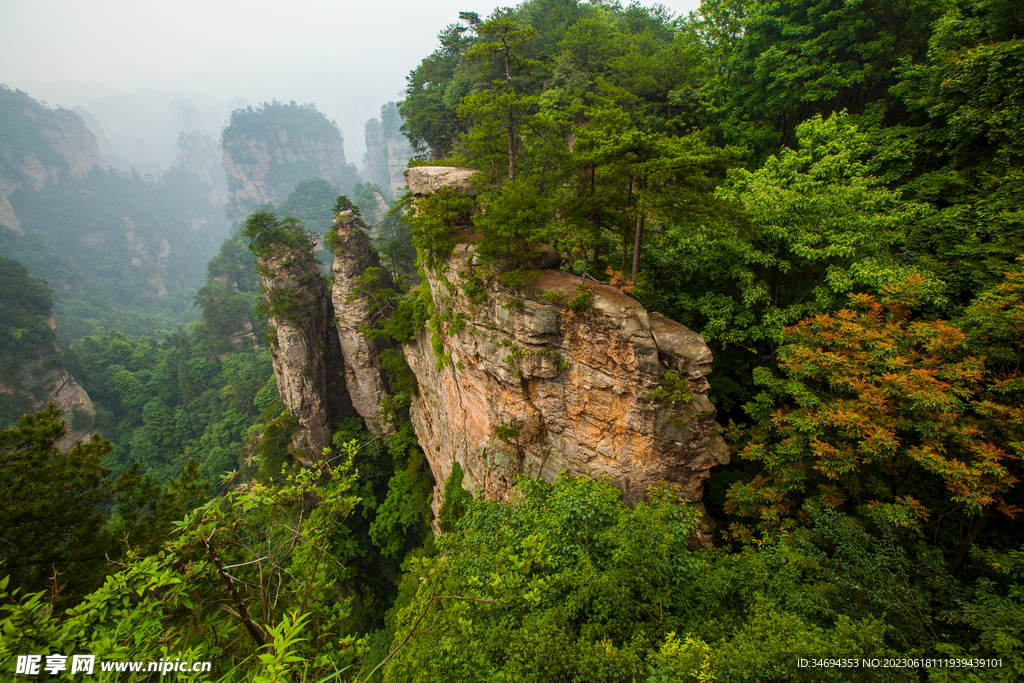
727 274 1022 574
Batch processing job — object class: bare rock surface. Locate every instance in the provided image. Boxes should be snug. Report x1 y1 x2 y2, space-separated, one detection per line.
401 168 729 541
330 211 393 436
257 242 350 463
404 166 479 197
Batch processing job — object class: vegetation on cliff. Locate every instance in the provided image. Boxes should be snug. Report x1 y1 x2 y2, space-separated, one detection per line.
0 257 60 425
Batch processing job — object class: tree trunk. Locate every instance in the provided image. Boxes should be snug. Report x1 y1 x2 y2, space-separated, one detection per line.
508 112 515 183
632 212 644 277
949 507 995 577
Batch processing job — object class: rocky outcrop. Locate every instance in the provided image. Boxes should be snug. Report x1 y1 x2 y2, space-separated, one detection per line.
0 362 96 450
362 103 413 199
257 239 352 463
221 102 357 225
330 211 393 436
40 110 105 180
401 167 729 539
0 116 102 192
0 257 96 447
0 89 103 223
0 184 19 232
44 367 96 450
405 166 479 198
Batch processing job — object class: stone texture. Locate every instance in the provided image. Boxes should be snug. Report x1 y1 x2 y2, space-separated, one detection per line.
527 242 562 270
45 368 97 451
0 106 102 224
0 190 19 233
40 110 104 180
0 313 96 450
223 128 349 224
258 242 351 464
362 103 413 199
400 171 729 542
330 211 393 436
404 166 480 197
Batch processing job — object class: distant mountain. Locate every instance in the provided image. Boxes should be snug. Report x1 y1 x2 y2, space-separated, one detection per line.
221 101 360 226
0 85 229 342
362 102 413 200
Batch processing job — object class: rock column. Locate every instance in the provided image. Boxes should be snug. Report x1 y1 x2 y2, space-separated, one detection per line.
330 211 394 436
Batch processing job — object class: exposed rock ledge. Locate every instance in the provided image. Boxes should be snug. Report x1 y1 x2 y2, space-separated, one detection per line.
401 167 730 540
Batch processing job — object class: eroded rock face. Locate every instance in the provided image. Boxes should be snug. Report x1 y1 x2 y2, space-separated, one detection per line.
404 166 479 197
45 368 96 450
363 103 413 198
330 211 393 436
222 129 349 224
257 242 350 463
0 309 96 449
0 101 103 229
402 170 730 540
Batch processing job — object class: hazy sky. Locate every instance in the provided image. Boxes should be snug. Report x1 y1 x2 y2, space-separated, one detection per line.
0 0 702 168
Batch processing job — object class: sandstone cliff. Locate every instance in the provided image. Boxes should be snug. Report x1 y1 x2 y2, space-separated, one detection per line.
330 211 394 436
221 102 359 225
362 103 413 199
401 167 729 538
177 130 229 233
73 105 130 172
256 236 352 463
253 165 729 537
0 87 103 230
0 256 95 447
0 363 96 450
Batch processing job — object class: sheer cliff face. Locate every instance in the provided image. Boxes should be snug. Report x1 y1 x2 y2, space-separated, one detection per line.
0 257 95 447
221 105 353 224
177 131 229 232
402 168 729 538
0 90 103 232
0 345 96 451
260 167 729 538
0 109 104 191
330 212 393 436
223 131 347 210
257 241 351 463
177 131 224 188
362 103 412 199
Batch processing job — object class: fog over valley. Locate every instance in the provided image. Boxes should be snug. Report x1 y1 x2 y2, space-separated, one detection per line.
0 0 702 171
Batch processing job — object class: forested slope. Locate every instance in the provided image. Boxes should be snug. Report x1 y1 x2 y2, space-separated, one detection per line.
0 85 229 342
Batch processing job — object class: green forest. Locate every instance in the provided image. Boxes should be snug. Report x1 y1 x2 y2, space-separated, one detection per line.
3 0 1023 681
